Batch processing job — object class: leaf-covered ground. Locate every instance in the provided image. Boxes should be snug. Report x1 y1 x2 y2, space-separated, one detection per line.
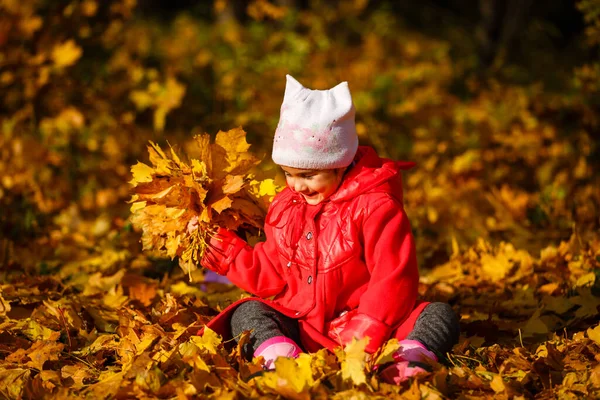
1 0 600 399
2 220 599 399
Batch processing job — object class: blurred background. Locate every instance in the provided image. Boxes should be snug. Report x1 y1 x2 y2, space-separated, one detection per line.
1 0 599 274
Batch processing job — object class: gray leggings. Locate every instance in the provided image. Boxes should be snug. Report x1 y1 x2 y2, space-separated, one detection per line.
230 301 460 359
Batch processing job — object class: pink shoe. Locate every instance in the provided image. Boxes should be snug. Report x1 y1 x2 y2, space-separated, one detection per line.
254 336 302 370
379 340 437 384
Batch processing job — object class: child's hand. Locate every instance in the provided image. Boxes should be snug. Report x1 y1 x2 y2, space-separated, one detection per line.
200 227 243 274
187 215 199 234
335 312 392 354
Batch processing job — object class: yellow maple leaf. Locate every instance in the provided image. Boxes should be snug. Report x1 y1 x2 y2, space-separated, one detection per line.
588 324 600 345
81 335 119 356
51 40 82 68
0 291 11 316
102 285 128 309
25 341 65 371
373 338 400 366
135 330 160 355
258 179 280 197
82 371 124 399
222 175 245 194
130 162 155 185
169 281 204 297
0 369 31 399
336 337 369 386
575 271 596 287
165 232 183 259
61 365 94 389
179 341 211 371
215 127 259 175
191 326 222 355
129 200 146 213
211 196 233 213
216 127 251 153
135 367 166 393
489 373 506 393
257 355 314 399
21 319 60 341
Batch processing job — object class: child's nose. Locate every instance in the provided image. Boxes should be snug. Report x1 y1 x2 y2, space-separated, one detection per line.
293 180 307 193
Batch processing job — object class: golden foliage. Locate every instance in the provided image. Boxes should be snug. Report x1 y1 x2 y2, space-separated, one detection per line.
51 40 83 68
1 0 599 398
129 128 277 278
0 232 599 398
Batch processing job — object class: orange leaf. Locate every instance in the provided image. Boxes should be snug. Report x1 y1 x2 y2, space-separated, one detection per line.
211 196 233 213
222 175 245 194
25 341 65 371
128 282 158 307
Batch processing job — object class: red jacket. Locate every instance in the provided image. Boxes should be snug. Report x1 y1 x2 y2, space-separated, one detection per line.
201 146 428 353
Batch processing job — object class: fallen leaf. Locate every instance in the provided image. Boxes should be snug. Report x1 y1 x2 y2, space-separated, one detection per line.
210 196 233 213
490 373 506 393
191 326 222 355
337 337 369 386
0 368 31 399
588 324 600 346
51 40 82 67
258 355 314 399
0 292 11 316
25 340 65 371
61 364 95 389
128 282 157 307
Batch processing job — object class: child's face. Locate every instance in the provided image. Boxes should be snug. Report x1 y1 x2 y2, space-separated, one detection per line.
281 166 345 205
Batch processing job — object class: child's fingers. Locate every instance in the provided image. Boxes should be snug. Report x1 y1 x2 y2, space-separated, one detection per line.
187 215 199 234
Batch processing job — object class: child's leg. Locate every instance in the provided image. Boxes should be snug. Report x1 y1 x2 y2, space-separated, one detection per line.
406 302 460 358
230 300 302 366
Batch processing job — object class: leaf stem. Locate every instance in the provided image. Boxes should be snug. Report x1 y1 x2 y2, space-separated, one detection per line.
57 306 73 352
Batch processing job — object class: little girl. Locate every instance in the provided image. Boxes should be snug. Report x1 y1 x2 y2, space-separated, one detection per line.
198 75 460 384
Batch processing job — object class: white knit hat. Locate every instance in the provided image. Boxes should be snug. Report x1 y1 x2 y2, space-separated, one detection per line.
272 75 358 169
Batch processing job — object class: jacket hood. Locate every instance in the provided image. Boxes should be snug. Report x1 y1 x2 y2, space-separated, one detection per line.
266 146 414 228
329 146 414 203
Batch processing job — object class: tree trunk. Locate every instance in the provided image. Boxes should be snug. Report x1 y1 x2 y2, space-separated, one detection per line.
476 0 534 68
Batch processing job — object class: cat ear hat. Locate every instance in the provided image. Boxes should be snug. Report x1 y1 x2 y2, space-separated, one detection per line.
272 75 358 169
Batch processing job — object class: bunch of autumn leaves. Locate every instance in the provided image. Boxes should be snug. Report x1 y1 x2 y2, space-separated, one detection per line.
129 128 279 279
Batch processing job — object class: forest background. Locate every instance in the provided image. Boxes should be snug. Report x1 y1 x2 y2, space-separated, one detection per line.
1 0 600 398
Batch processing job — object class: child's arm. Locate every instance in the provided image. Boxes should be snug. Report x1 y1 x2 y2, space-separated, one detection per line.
200 225 287 298
337 197 419 353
